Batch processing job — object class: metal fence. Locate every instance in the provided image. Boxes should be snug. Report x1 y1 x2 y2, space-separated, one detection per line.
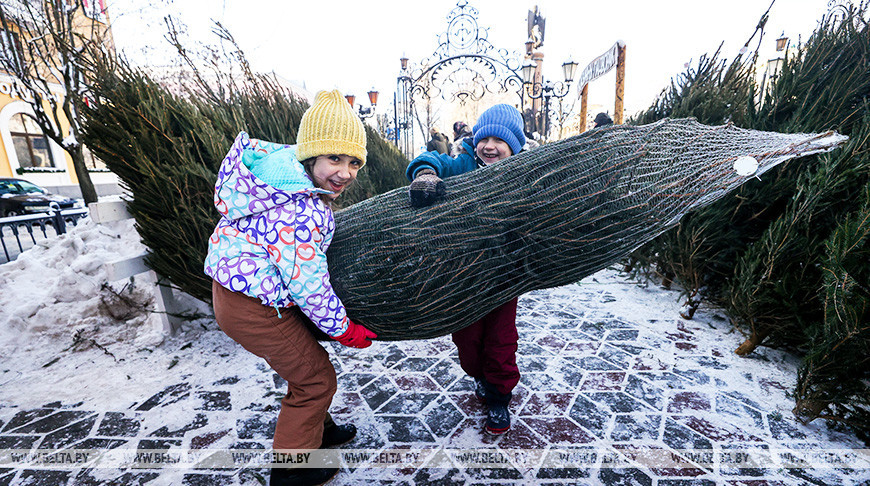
0 204 90 264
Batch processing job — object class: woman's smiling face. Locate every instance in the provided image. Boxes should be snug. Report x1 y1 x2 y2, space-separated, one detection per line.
311 154 362 199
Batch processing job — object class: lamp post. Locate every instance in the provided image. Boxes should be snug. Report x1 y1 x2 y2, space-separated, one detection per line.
521 56 579 142
345 89 379 119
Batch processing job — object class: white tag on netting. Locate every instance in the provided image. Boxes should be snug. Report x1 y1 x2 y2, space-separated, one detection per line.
733 156 759 177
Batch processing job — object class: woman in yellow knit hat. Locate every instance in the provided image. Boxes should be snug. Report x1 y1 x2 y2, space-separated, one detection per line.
204 89 376 486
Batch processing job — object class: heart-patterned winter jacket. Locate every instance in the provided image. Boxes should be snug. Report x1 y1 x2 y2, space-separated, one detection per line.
204 132 349 337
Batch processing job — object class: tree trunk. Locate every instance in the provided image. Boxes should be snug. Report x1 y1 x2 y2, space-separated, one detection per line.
69 146 98 204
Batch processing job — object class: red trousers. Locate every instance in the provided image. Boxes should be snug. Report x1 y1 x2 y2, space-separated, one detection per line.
212 281 336 450
451 298 520 395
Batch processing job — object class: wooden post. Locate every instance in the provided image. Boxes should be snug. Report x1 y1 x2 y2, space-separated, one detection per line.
579 84 588 133
614 43 626 125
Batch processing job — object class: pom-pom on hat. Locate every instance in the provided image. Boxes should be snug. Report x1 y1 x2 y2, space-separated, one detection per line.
296 89 367 166
472 104 526 156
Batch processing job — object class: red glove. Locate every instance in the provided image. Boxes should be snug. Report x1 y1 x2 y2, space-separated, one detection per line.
334 320 377 349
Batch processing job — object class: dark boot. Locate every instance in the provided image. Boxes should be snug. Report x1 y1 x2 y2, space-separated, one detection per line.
269 465 338 486
321 422 356 448
483 383 511 435
474 378 487 404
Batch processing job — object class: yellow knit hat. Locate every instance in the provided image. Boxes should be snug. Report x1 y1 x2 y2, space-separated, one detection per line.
296 89 367 166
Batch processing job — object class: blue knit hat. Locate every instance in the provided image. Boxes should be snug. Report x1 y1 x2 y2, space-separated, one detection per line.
472 104 526 156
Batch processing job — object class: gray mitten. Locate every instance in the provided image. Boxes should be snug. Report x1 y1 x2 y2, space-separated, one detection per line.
409 168 446 207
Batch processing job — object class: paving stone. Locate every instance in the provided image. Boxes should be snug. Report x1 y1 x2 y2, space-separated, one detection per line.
181 472 235 485
14 469 71 486
568 394 611 439
562 341 599 354
610 414 662 441
598 467 654 486
393 373 440 392
597 345 635 368
663 419 713 450
38 414 98 449
523 417 595 445
379 392 441 415
767 412 808 440
211 376 240 386
657 479 717 485
624 375 667 410
337 372 378 391
578 321 607 339
377 416 436 443
135 383 192 411
520 372 566 392
412 466 467 485
425 358 464 390
73 470 160 486
421 396 464 438
668 392 712 413
96 412 141 437
580 372 626 391
4 410 94 434
137 438 182 450
674 416 763 443
535 335 567 354
69 437 128 450
519 393 573 416
606 329 640 341
516 355 551 373
360 376 400 411
463 465 524 481
272 373 286 389
236 414 275 441
148 413 208 438
589 391 658 413
194 391 232 411
0 435 40 450
496 419 549 449
0 409 56 433
190 429 231 449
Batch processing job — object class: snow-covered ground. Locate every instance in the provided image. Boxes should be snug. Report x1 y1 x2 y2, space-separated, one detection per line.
0 218 867 485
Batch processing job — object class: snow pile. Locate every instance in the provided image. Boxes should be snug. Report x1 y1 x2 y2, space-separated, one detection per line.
0 218 167 351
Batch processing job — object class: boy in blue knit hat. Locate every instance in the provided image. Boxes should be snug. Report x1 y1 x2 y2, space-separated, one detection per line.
405 103 527 435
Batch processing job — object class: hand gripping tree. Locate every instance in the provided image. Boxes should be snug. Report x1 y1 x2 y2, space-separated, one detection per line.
0 0 111 204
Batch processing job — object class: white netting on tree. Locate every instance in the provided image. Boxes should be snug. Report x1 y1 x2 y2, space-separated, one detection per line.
327 118 847 340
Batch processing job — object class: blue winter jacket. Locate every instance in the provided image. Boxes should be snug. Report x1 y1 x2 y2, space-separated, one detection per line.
405 138 478 181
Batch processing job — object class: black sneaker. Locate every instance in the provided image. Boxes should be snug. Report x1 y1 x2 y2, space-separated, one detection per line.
321 423 356 448
269 465 338 486
485 402 510 435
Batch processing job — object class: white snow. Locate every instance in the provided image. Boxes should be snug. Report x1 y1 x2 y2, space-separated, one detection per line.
0 212 865 485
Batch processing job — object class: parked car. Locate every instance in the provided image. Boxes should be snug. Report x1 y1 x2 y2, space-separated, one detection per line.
0 178 84 217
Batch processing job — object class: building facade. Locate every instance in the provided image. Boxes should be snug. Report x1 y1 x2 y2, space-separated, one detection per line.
0 0 119 197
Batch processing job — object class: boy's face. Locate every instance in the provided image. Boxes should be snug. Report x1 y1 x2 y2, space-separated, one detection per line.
475 137 513 165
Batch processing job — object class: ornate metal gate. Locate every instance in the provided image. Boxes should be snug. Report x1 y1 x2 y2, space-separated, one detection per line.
395 0 525 158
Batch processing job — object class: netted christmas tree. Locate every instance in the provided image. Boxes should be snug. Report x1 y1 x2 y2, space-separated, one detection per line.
629 5 870 430
81 52 409 303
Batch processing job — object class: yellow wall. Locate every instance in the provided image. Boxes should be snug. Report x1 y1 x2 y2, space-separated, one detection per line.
0 86 77 183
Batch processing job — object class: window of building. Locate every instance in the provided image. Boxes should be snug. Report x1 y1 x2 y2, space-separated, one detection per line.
9 112 56 169
0 29 22 68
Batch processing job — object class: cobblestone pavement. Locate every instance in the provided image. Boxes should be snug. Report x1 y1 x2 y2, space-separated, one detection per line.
1 271 867 485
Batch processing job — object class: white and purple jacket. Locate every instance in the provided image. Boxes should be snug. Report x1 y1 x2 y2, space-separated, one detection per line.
204 132 349 337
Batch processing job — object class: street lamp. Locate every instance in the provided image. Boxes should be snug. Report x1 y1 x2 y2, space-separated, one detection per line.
522 57 579 141
346 89 379 119
775 31 789 52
